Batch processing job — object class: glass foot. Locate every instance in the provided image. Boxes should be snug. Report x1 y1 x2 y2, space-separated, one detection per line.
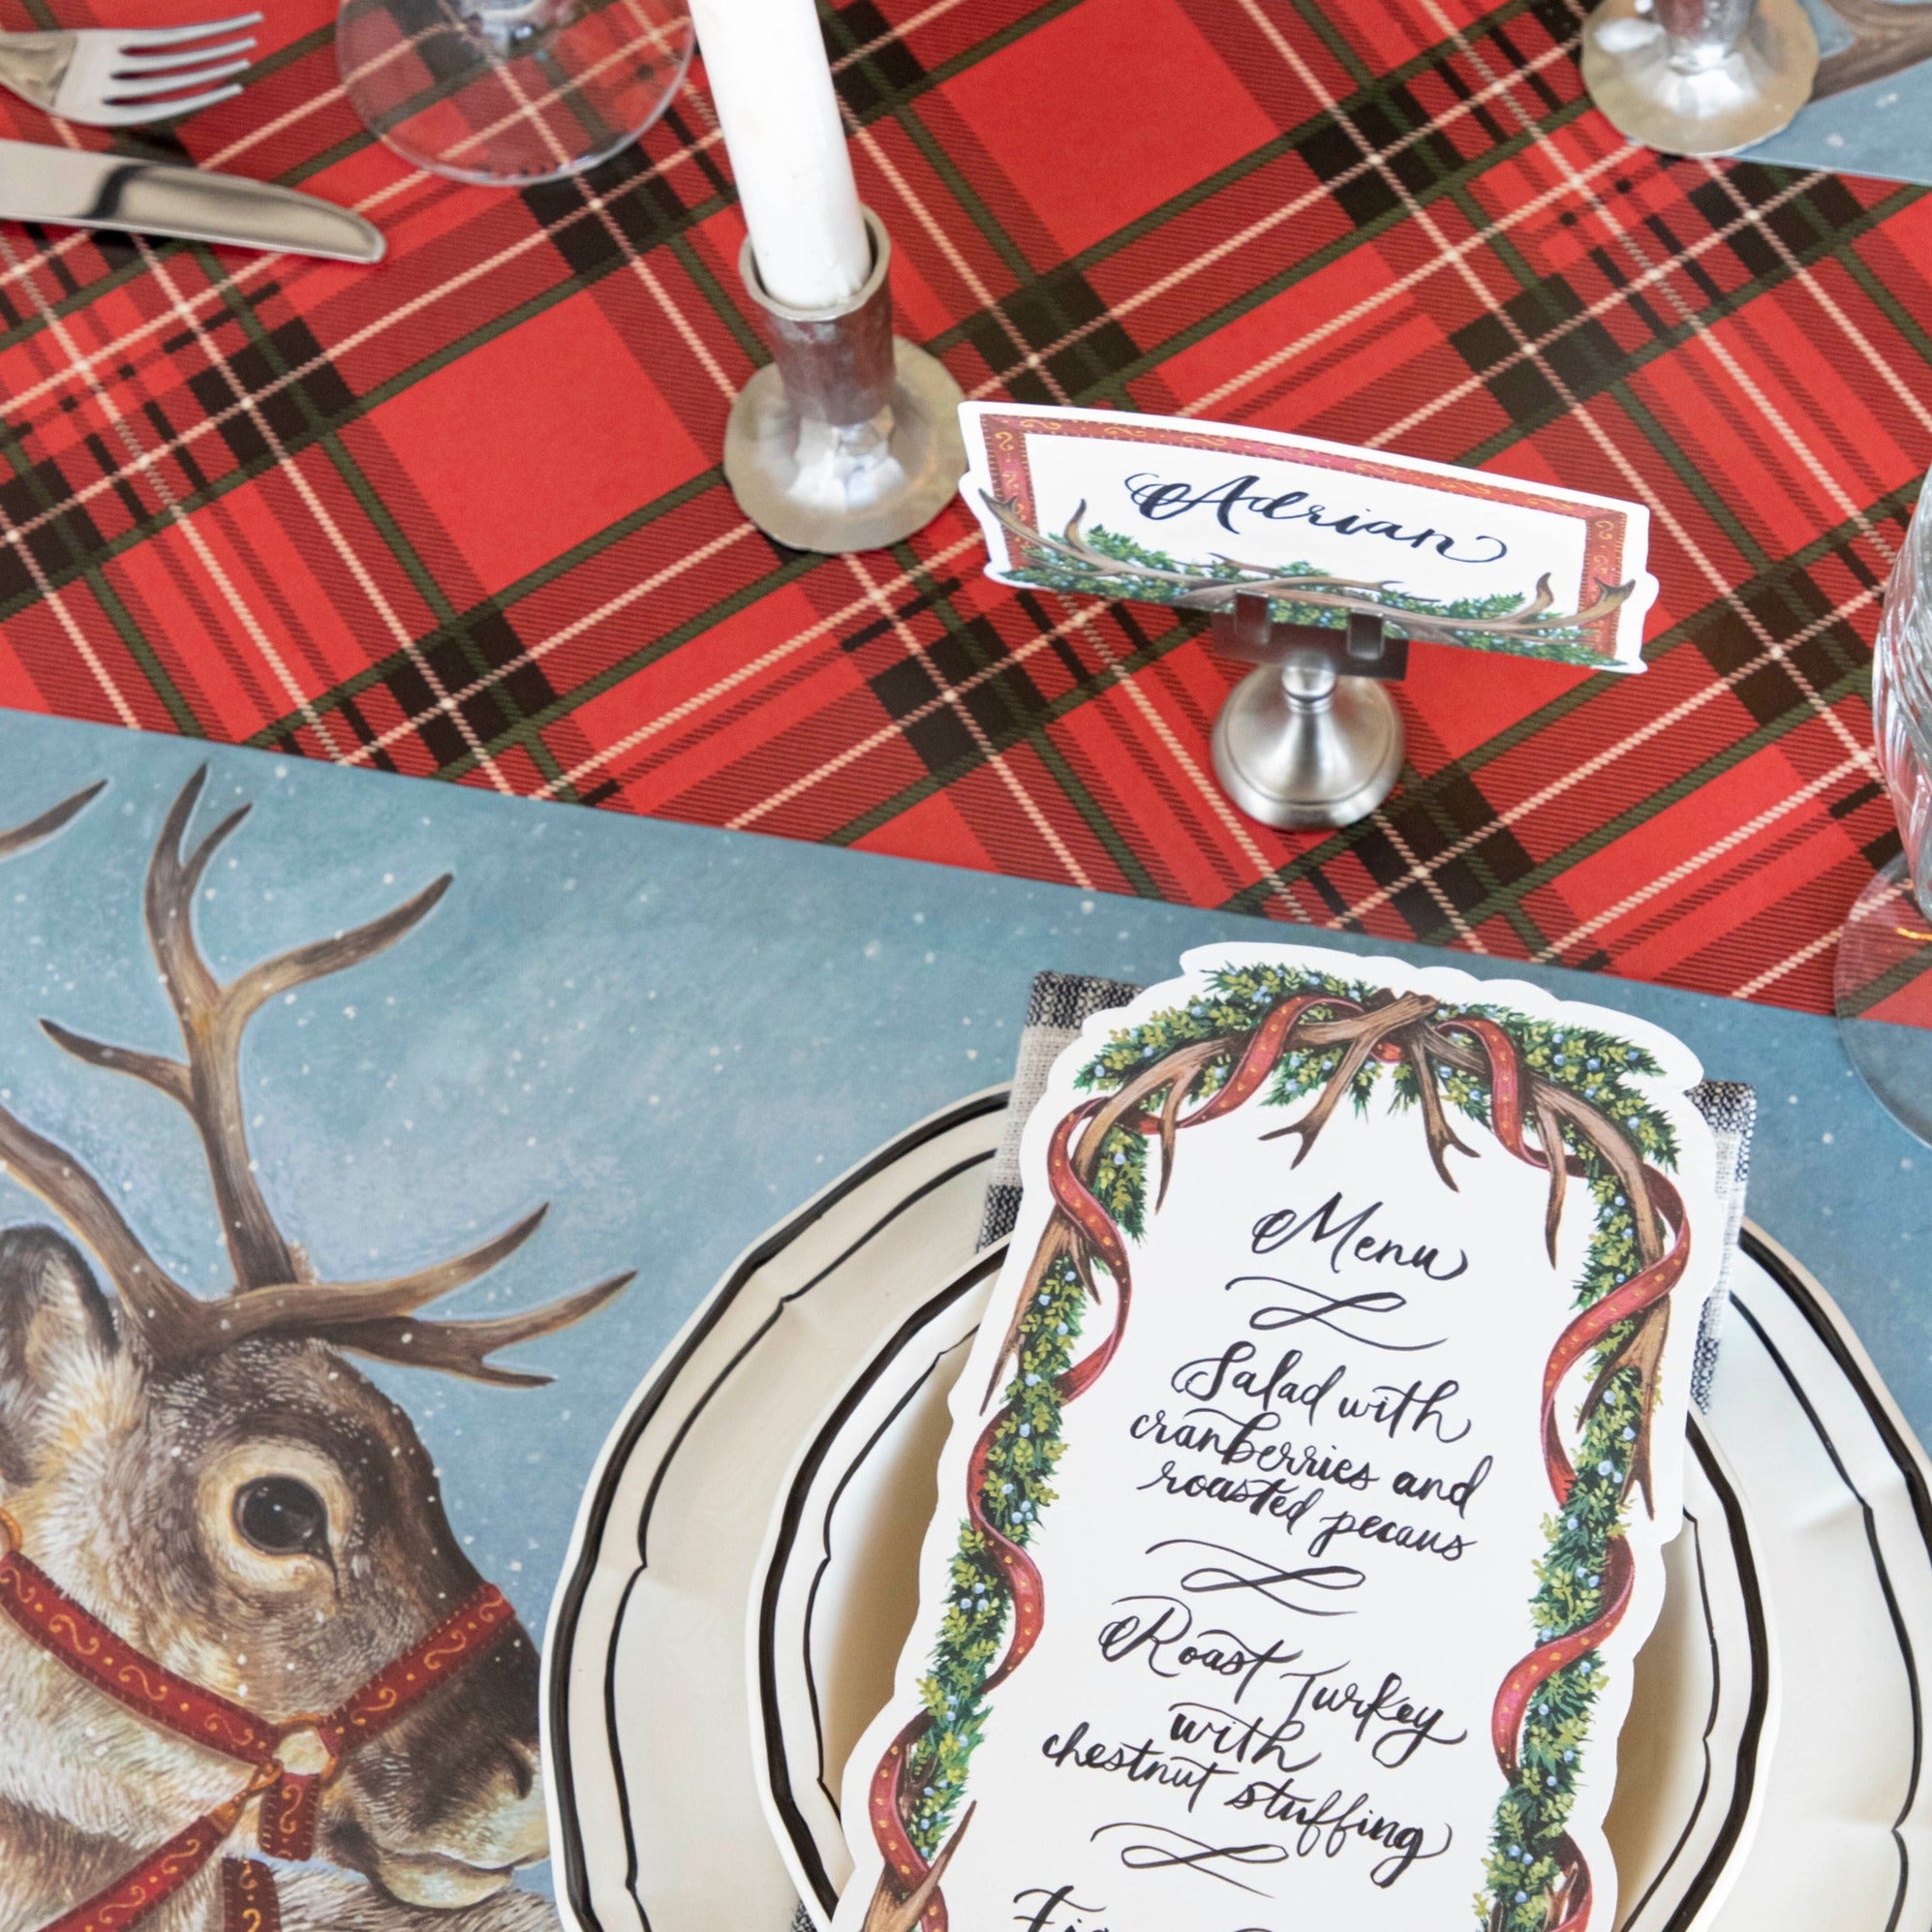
1834 853 1932 1147
337 0 692 187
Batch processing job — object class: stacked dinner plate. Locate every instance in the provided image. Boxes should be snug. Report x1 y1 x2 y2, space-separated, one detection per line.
544 1091 1932 1932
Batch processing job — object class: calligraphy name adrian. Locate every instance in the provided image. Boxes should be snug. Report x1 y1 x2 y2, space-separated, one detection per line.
1122 472 1509 564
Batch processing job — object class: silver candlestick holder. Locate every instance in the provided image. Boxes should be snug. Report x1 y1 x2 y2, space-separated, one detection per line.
1209 593 1409 830
1580 0 1818 155
724 207 967 555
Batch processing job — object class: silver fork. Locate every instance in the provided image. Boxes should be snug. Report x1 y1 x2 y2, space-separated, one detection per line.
0 14 262 128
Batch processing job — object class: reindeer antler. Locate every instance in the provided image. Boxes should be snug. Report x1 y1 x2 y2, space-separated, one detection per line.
0 782 209 1354
16 768 631 1383
0 781 106 861
46 769 452 1293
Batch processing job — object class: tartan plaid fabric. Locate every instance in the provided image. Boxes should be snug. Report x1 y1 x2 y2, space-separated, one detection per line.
0 0 1918 1018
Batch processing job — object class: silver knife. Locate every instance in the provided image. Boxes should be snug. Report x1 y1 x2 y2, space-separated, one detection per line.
0 138 383 262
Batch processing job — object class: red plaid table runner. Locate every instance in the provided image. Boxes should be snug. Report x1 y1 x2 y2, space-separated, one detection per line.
0 0 1918 1018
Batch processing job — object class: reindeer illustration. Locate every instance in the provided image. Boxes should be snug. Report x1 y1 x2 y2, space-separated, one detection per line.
0 771 634 1932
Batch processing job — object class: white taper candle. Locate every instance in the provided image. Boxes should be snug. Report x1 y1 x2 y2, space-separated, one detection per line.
688 0 874 313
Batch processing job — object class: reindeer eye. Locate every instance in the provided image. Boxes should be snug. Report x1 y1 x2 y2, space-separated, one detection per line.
233 1477 329 1560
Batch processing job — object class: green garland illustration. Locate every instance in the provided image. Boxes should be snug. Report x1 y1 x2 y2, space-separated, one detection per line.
857 962 1691 1932
983 493 1636 666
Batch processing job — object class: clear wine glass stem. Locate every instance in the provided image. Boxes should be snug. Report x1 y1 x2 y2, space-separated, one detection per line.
460 1 540 32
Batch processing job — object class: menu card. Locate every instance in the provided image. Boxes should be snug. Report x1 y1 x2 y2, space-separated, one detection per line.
835 943 1724 1932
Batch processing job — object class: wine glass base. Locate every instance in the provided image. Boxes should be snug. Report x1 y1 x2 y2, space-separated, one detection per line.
337 0 693 188
1834 854 1932 1148
1580 0 1820 156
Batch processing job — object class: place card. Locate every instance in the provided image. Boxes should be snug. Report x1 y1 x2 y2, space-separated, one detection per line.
960 405 1658 672
836 942 1723 1932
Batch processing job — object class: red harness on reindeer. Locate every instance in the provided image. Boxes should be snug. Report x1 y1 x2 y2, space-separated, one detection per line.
0 1505 517 1932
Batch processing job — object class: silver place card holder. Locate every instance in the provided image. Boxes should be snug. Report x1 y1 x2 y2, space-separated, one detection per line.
1209 592 1409 830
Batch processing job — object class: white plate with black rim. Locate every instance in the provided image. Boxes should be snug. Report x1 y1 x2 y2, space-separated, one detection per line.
542 1092 1932 1932
1705 1225 1932 1932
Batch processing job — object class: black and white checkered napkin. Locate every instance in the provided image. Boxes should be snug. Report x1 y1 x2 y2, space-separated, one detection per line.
974 971 1756 1412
